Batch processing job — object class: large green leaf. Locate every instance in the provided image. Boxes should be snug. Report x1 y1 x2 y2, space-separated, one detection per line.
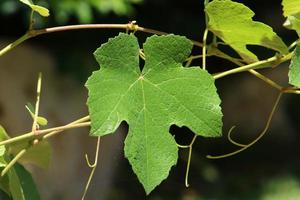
205 0 288 63
288 44 300 87
86 33 223 194
282 0 300 36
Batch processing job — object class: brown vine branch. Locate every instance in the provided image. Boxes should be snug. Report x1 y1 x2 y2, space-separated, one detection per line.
0 22 203 57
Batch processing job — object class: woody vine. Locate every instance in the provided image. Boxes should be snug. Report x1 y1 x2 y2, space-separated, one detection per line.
1 0 300 199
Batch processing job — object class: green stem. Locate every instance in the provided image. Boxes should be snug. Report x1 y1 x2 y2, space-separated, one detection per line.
37 122 90 135
32 73 42 132
43 116 90 139
288 40 298 50
0 116 90 146
248 69 282 91
1 149 27 177
208 48 298 93
202 28 209 70
0 33 31 57
213 53 293 79
29 10 34 30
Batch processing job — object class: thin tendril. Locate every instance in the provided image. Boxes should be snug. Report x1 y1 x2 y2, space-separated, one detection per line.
185 146 193 187
139 49 145 60
207 92 283 159
227 126 246 147
184 135 197 187
82 136 101 200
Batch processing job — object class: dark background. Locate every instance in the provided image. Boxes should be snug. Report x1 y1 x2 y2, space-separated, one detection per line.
1 0 300 199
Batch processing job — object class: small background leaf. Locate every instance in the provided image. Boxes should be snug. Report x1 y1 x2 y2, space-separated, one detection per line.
25 104 48 126
10 139 52 169
19 0 49 17
288 44 300 87
205 0 288 63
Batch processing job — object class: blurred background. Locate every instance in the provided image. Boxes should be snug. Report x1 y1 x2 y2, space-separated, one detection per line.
1 0 300 199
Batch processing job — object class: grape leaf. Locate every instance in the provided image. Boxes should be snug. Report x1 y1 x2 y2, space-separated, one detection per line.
205 0 288 63
282 0 300 36
282 0 300 17
288 44 300 87
8 164 40 200
86 33 222 194
19 0 49 17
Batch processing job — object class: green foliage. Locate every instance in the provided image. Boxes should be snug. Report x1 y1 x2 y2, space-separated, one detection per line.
0 0 143 24
1 0 300 198
289 45 300 87
86 33 222 194
48 0 142 23
282 0 300 36
260 176 300 200
7 164 40 200
205 0 288 63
